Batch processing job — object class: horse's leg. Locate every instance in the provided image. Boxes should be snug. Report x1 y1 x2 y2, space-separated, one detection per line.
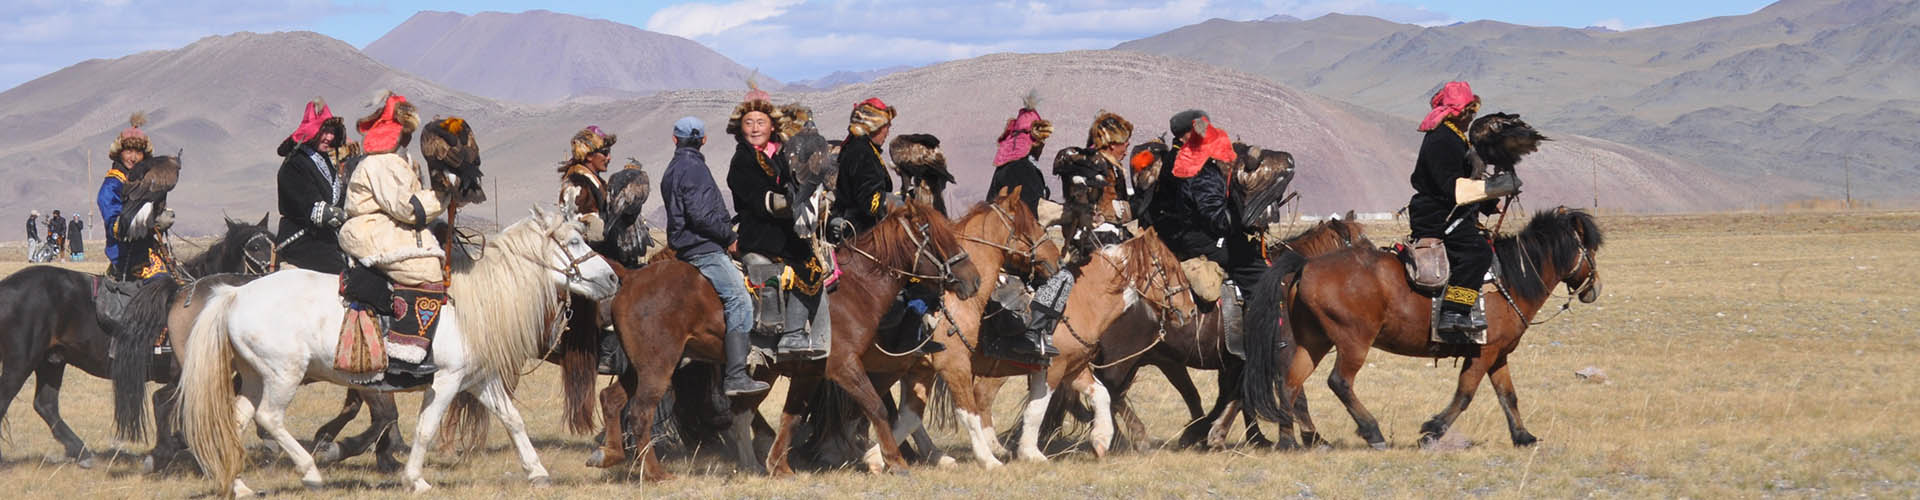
147 381 186 472
1326 345 1387 449
1014 371 1053 462
1286 344 1331 447
1487 356 1539 446
823 359 910 474
30 362 91 467
941 366 1001 467
404 378 461 493
619 365 674 482
1156 363 1205 420
1419 352 1494 445
766 375 819 477
586 376 630 468
971 375 1011 457
467 377 552 486
1180 366 1238 448
1069 371 1114 458
249 367 325 489
722 390 770 475
310 389 363 465
1222 361 1276 448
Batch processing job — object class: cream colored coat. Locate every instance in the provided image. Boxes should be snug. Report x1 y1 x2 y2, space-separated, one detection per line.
339 152 448 285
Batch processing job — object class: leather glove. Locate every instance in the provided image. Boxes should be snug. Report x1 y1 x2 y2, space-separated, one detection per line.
311 201 347 228
154 209 176 233
826 217 856 245
1486 172 1523 198
766 192 792 217
408 196 428 228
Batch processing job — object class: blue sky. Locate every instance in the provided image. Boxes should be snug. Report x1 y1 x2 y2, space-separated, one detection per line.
0 0 1777 90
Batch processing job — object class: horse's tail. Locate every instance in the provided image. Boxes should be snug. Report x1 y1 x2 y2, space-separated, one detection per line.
110 277 177 442
179 287 244 494
1242 251 1306 424
927 375 956 432
436 392 490 456
558 304 600 435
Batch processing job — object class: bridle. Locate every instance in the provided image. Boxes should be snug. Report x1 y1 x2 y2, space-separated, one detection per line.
242 232 278 276
848 215 972 287
957 203 1044 272
1496 224 1599 326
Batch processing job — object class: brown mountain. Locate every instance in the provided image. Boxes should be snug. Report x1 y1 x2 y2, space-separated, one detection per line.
1116 0 1920 204
0 32 1739 237
363 10 766 104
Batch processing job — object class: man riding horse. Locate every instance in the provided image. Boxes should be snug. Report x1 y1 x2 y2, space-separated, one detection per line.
552 125 627 373
98 112 176 281
1408 81 1522 335
726 85 832 360
337 92 447 376
275 98 351 273
828 97 946 354
1146 110 1268 342
661 116 771 397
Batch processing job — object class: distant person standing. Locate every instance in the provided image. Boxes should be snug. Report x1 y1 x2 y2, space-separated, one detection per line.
46 210 67 259
25 210 40 261
67 216 85 261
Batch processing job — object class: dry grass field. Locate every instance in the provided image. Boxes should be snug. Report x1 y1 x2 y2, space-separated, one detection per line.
0 211 1915 498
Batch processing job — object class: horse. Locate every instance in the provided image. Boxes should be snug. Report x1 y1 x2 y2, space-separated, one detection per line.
0 215 273 468
1252 208 1603 448
177 209 619 496
587 199 981 480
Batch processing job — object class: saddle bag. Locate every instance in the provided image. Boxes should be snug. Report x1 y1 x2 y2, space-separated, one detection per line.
1180 257 1224 304
745 259 790 336
1407 237 1450 294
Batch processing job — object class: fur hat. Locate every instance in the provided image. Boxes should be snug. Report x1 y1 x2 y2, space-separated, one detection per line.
108 112 151 161
726 81 786 140
561 126 616 169
1086 111 1134 150
848 98 895 137
356 92 419 154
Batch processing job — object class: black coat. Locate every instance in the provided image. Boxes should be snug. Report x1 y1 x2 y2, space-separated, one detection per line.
67 219 83 252
26 216 36 241
728 140 810 262
832 134 892 233
46 215 65 242
662 146 736 257
1149 160 1234 261
1407 127 1496 237
276 144 348 273
987 156 1049 213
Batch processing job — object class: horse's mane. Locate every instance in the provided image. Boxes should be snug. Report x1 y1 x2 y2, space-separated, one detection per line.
1108 227 1190 295
957 194 1042 240
1494 209 1604 301
179 218 271 277
448 212 570 388
1276 218 1370 256
846 199 961 273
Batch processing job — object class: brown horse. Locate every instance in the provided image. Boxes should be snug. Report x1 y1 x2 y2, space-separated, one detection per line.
591 199 981 480
890 228 1198 467
1253 208 1603 448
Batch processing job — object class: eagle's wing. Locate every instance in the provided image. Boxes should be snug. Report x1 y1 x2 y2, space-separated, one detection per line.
123 155 181 204
1232 143 1297 229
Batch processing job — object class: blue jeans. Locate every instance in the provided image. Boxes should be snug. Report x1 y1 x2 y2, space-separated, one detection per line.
685 251 754 337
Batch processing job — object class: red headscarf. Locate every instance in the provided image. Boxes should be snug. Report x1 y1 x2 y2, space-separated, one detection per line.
358 93 408 154
993 108 1043 166
1172 117 1236 180
1418 81 1479 132
290 99 334 144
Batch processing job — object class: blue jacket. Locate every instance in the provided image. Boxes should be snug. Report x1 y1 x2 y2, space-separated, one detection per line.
661 145 736 258
96 164 128 264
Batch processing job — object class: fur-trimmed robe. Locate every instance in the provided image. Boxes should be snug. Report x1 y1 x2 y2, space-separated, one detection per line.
340 152 447 285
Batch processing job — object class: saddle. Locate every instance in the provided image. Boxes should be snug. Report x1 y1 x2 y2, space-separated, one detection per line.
742 255 830 362
335 267 448 388
1392 240 1490 345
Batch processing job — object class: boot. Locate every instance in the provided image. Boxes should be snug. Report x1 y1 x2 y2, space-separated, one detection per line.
1013 305 1062 358
1221 283 1245 354
723 327 770 396
597 330 629 375
1437 286 1480 334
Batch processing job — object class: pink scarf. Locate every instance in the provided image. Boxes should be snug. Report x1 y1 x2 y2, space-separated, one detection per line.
1418 81 1478 132
290 100 334 143
993 109 1042 166
754 140 780 158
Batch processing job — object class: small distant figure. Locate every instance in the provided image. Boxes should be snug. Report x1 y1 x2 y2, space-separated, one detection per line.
46 210 67 261
67 216 85 261
26 210 41 261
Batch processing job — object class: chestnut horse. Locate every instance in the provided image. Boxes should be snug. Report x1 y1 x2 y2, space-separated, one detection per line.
1252 208 1603 448
592 200 981 480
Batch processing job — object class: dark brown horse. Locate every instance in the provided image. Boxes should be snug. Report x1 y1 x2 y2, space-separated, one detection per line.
592 199 981 480
1252 208 1603 448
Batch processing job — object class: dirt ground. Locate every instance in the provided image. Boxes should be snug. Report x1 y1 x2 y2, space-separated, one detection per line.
0 211 1915 498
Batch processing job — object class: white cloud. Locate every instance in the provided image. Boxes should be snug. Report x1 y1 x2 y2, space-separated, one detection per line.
1589 18 1656 31
645 0 806 38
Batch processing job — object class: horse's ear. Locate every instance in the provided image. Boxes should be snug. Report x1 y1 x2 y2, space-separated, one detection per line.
1344 210 1356 221
258 213 270 228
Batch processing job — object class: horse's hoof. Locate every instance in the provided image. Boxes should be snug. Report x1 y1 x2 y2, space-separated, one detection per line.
1368 441 1389 451
303 478 324 490
312 442 342 465
937 456 958 468
74 456 95 470
141 456 155 474
1513 432 1539 447
410 478 432 494
530 475 552 488
889 466 910 477
1017 451 1047 463
233 484 257 497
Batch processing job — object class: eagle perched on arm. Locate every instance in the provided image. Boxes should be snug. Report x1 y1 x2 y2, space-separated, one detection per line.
601 159 652 267
117 154 182 240
1228 142 1297 231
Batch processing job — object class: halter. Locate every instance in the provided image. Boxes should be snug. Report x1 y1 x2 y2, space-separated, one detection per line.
957 203 1043 269
243 232 278 275
1494 223 1598 326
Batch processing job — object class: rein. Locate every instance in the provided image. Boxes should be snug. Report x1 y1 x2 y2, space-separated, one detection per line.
957 203 1041 265
1491 222 1597 326
847 217 969 284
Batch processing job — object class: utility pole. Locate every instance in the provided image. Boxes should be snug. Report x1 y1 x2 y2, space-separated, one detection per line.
1843 157 1852 210
1591 162 1599 209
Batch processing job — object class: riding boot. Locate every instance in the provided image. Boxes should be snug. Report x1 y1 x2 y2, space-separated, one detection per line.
1016 271 1073 358
597 330 629 375
1221 283 1246 354
1437 286 1479 334
723 325 770 396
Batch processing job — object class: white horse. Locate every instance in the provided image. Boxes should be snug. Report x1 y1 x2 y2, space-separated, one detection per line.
179 209 619 496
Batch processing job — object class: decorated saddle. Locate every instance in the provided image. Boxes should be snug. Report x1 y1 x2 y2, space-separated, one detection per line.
335 266 448 387
743 255 830 362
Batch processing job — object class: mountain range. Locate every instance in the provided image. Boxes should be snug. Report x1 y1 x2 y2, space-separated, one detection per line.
1116 0 1920 203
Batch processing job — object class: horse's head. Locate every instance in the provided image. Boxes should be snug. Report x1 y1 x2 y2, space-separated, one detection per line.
1554 207 1605 303
1115 228 1199 327
1500 207 1604 304
1275 216 1372 257
213 213 276 275
971 186 1060 279
530 207 620 300
868 199 981 300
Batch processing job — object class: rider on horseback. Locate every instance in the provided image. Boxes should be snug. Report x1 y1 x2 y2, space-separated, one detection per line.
662 116 772 397
338 92 446 376
727 85 832 360
98 112 174 281
554 125 626 373
1408 81 1515 334
829 98 947 355
275 98 351 273
1147 110 1267 339
986 92 1051 214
